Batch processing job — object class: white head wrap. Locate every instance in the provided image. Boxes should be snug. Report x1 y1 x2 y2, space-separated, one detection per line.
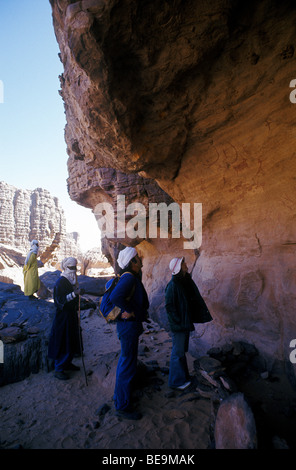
169 257 184 275
61 257 77 271
25 240 39 265
61 257 78 285
117 247 137 269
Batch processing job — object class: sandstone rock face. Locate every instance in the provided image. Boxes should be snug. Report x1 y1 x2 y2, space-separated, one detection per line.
0 181 66 260
50 0 296 376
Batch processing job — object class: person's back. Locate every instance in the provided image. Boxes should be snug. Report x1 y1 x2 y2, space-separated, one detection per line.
111 247 149 420
110 271 149 323
165 274 194 333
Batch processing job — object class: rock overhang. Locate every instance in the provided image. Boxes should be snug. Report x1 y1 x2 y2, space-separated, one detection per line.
49 0 296 375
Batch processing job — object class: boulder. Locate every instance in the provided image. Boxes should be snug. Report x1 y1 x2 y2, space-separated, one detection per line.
0 282 56 386
0 327 27 344
77 274 112 296
0 276 101 386
39 270 111 297
214 393 257 449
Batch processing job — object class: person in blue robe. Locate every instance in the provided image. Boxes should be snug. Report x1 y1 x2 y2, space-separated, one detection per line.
110 247 149 420
48 257 84 380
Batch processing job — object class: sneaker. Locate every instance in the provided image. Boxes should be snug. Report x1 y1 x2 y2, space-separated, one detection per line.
116 408 142 420
54 371 69 380
176 381 191 391
64 363 80 371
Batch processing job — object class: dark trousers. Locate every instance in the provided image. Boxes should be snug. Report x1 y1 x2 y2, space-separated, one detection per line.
114 321 142 411
169 331 190 388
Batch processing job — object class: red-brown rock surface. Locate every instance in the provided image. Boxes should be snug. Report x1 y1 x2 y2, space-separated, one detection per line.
50 0 296 374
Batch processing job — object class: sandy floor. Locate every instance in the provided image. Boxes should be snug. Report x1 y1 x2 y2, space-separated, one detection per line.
0 310 214 450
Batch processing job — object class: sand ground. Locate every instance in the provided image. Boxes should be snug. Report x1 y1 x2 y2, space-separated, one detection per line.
0 309 214 450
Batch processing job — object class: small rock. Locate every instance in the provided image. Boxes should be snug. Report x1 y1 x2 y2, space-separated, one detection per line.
196 386 220 401
219 375 237 392
165 409 186 420
26 327 40 335
138 345 150 356
200 370 220 388
272 435 289 449
0 327 27 343
198 356 222 373
260 371 269 380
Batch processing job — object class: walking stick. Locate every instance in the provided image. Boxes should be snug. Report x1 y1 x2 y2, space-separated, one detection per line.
78 294 88 386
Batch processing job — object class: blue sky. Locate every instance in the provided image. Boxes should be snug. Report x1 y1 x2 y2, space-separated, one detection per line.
0 0 100 251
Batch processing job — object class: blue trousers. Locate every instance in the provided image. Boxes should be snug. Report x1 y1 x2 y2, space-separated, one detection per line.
114 321 142 411
169 331 190 388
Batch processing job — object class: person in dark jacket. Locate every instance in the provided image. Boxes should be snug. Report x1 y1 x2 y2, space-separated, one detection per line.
48 257 84 380
110 247 149 420
165 257 212 390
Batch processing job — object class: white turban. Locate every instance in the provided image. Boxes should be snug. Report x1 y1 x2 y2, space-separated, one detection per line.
25 240 39 265
61 257 78 285
117 247 137 269
61 257 77 271
169 257 184 275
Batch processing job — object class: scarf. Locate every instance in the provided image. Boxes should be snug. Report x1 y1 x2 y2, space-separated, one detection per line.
60 257 78 286
25 240 39 265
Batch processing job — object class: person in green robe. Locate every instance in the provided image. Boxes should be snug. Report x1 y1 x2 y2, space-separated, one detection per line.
23 240 40 300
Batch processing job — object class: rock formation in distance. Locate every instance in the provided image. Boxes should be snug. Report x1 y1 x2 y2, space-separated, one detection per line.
0 181 66 262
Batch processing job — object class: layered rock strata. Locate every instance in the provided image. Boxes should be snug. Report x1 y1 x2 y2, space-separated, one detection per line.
50 0 296 378
0 181 66 260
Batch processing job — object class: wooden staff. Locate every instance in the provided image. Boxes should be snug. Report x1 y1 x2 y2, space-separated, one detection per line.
78 295 88 386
